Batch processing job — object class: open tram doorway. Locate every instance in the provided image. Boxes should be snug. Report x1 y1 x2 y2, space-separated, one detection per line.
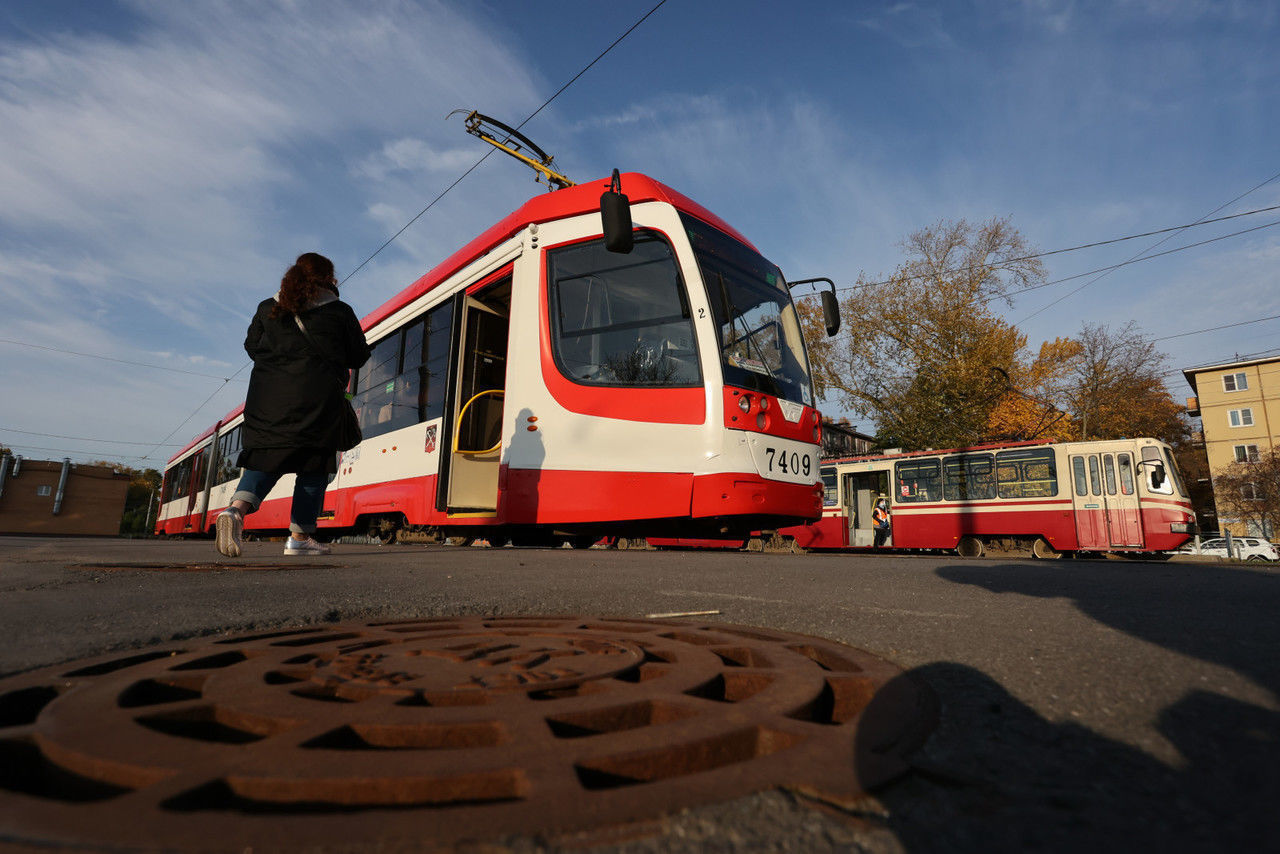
443 280 510 513
844 469 891 547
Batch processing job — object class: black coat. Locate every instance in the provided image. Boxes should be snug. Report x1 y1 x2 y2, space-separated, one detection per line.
241 292 371 458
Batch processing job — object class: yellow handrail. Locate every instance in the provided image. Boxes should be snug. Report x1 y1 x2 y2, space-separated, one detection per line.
453 389 505 454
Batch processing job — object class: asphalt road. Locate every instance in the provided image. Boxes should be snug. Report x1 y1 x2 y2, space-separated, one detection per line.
1 536 1277 852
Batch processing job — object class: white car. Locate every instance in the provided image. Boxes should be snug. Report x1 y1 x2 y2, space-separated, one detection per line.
1185 537 1279 562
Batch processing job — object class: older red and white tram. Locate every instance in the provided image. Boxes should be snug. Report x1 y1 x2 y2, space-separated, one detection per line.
782 438 1196 557
156 173 839 543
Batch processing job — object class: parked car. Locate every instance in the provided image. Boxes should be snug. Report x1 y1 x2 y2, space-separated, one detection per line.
1180 537 1279 561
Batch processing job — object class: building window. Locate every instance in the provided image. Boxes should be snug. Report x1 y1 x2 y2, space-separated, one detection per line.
1243 482 1260 500
1234 444 1260 463
36 485 51 497
1228 408 1255 428
1223 372 1248 392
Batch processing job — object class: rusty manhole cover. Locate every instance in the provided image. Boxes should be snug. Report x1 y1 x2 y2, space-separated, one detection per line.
0 617 935 850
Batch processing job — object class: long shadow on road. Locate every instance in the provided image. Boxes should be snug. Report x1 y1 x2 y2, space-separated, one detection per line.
937 560 1280 696
863 562 1280 852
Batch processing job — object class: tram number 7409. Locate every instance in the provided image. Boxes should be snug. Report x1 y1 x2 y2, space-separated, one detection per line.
765 447 812 479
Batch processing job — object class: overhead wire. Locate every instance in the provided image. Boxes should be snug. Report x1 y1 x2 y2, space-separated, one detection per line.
0 337 246 382
340 0 670 287
1014 168 1280 324
829 201 1280 294
817 217 1280 346
0 441 151 461
40 1 672 467
0 427 183 447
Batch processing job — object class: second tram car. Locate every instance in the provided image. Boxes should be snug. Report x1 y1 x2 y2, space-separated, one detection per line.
782 438 1196 557
156 173 839 544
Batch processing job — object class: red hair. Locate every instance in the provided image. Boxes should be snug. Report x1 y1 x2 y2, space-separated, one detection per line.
272 252 336 318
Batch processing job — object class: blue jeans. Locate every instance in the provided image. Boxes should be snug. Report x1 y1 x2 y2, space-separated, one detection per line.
231 469 328 534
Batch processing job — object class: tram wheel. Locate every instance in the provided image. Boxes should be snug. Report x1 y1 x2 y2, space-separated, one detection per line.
956 536 985 558
1032 537 1061 560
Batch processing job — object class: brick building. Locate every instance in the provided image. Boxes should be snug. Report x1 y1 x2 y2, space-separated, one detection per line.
0 456 132 536
821 418 876 460
1184 355 1280 538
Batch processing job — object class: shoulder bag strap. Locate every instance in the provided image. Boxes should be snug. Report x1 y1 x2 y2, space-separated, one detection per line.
291 310 349 393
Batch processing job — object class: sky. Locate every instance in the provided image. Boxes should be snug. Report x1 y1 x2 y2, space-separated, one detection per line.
1 0 1277 468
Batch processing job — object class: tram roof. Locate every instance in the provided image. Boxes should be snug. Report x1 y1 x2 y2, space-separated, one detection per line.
820 437 1167 468
166 174 756 466
359 172 758 333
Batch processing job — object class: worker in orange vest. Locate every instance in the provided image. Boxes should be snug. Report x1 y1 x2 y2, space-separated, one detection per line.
872 497 891 547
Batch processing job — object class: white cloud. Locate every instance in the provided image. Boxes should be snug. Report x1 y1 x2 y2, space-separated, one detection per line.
0 0 547 463
354 138 480 181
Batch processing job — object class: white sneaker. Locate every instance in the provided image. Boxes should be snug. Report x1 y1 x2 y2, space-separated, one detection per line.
284 537 331 556
215 509 243 557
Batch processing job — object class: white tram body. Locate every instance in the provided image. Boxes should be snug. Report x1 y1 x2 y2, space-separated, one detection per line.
157 174 829 542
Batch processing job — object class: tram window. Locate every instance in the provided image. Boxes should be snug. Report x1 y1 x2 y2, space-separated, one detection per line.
684 214 812 406
1103 454 1117 495
422 302 453 423
1141 446 1174 495
167 457 193 502
1162 447 1187 497
1072 456 1088 496
215 426 243 485
944 454 995 501
353 307 450 441
1118 453 1135 495
548 232 701 388
821 468 838 506
996 447 1057 498
1088 456 1101 496
896 458 941 502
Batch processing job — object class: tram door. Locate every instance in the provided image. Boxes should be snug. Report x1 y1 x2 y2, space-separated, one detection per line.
845 469 890 547
446 293 509 512
183 448 208 531
1070 453 1142 549
1104 452 1144 547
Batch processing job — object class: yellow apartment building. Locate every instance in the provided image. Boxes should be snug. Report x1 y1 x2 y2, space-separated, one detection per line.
1184 355 1280 538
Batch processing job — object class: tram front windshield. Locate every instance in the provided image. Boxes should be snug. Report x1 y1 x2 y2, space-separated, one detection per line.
681 214 814 406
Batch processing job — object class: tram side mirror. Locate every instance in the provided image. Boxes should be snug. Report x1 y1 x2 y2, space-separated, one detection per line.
821 289 841 337
1151 464 1166 489
601 168 633 254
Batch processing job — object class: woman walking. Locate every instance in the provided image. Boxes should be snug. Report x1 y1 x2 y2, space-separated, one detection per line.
216 253 371 557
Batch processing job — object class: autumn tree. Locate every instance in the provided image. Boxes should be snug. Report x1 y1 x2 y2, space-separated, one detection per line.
1212 449 1280 538
1065 322 1186 443
800 217 1046 450
984 337 1083 442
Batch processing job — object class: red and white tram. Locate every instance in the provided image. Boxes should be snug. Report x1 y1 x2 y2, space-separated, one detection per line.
156 173 839 544
782 438 1196 557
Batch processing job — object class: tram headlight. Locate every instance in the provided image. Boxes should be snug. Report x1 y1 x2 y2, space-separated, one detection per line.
738 395 752 414
757 413 767 430
759 397 770 412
